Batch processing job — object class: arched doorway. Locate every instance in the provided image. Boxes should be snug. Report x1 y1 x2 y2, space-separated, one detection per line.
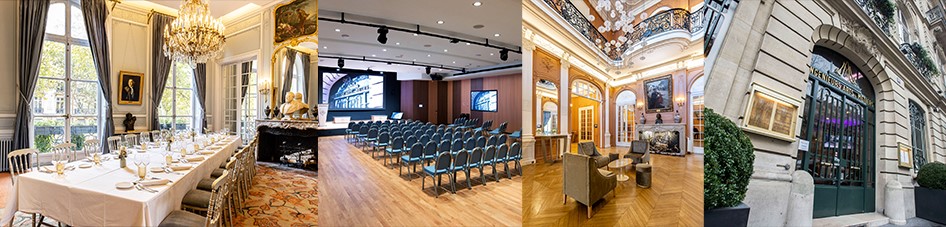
571 79 603 145
799 46 876 218
615 90 637 146
690 76 705 153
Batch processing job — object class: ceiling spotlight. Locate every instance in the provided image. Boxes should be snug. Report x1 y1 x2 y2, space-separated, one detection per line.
371 54 376 57
437 20 444 24
334 28 340 32
377 26 389 44
426 66 432 74
499 49 509 61
450 39 460 44
473 1 482 6
382 49 387 52
494 33 501 37
444 49 448 52
337 58 345 68
396 42 401 45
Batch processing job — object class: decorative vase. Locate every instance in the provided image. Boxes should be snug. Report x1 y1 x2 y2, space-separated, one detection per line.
264 106 272 119
674 112 682 123
119 147 127 168
639 113 646 125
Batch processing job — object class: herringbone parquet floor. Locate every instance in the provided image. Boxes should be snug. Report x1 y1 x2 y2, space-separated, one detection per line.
522 147 704 227
318 135 522 226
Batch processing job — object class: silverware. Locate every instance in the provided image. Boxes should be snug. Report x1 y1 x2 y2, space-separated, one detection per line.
134 182 157 193
150 176 173 183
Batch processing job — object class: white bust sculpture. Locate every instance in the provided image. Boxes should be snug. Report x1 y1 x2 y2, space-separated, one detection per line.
280 92 302 120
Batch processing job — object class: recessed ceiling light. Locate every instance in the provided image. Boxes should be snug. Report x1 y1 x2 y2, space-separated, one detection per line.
473 1 482 6
413 33 418 36
382 49 387 52
323 46 327 49
490 53 494 56
452 61 456 64
494 33 501 37
396 42 400 45
465 43 471 45
437 20 444 24
413 59 416 61
371 54 376 57
444 49 448 52
334 28 340 32
427 54 431 57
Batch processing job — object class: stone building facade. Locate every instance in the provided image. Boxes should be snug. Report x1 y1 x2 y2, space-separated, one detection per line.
706 0 946 225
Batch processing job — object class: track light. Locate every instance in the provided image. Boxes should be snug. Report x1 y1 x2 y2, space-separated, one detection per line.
450 39 460 44
377 26 389 44
499 49 509 61
426 66 432 74
337 58 345 68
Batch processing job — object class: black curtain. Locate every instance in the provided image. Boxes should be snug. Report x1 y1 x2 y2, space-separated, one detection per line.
150 13 174 130
281 48 297 103
193 63 207 132
300 52 310 104
81 0 112 152
13 0 51 150
240 62 250 108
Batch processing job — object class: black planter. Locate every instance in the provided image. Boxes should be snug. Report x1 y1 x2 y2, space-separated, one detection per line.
705 202 750 227
916 187 946 225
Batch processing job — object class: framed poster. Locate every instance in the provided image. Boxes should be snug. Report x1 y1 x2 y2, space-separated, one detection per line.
118 71 143 105
644 75 673 113
898 142 913 169
742 83 800 141
274 0 318 45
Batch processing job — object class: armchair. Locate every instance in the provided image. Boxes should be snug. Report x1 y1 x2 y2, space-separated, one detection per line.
577 142 611 168
563 152 617 218
623 140 651 164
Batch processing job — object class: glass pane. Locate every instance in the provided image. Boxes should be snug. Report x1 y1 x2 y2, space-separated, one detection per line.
46 3 66 36
32 78 66 115
175 62 193 88
71 45 97 80
176 89 193 116
159 117 173 130
71 81 99 115
70 5 87 40
159 88 173 116
39 41 67 79
175 117 192 131
71 117 99 151
33 117 66 153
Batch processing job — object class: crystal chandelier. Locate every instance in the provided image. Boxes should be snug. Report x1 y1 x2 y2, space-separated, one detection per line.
163 0 225 68
592 0 636 34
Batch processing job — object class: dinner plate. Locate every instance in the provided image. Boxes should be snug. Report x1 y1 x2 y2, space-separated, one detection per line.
78 163 92 168
150 167 165 173
115 182 134 189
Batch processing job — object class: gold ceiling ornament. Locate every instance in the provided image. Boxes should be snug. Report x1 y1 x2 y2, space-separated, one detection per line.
163 0 225 68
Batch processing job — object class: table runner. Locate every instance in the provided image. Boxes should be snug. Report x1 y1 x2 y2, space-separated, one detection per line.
2 136 240 226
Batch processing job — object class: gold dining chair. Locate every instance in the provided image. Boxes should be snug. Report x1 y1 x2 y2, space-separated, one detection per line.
82 139 101 160
124 134 139 147
51 143 77 162
106 136 123 154
159 171 230 227
7 148 45 227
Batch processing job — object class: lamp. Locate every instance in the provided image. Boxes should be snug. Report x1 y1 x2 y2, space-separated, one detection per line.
675 96 686 107
259 79 272 94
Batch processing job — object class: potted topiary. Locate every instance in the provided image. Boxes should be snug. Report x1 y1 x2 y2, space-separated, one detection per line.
704 108 754 227
871 0 896 27
915 162 946 224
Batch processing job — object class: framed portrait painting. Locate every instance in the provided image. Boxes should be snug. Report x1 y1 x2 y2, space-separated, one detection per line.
274 0 317 45
644 75 673 113
118 71 143 105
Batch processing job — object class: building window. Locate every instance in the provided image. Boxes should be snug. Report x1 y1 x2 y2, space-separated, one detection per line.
571 80 600 101
909 100 927 172
158 61 195 131
32 0 102 153
225 60 258 144
289 55 306 102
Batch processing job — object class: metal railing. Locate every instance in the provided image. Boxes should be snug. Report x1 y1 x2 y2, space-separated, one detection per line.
899 43 939 80
854 0 894 37
540 0 701 61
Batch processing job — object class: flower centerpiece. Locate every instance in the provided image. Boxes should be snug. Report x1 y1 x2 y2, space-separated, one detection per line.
119 146 128 168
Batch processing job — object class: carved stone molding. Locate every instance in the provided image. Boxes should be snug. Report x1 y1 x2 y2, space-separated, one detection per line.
256 119 318 130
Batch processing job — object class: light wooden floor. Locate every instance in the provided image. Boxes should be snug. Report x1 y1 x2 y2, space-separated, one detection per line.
522 147 704 227
318 135 522 226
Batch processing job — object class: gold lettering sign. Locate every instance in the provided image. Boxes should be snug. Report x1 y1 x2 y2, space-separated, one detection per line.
742 84 800 142
810 66 874 107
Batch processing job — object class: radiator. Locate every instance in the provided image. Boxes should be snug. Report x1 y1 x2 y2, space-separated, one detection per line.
0 137 12 172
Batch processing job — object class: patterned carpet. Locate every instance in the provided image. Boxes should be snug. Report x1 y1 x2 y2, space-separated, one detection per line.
8 163 318 227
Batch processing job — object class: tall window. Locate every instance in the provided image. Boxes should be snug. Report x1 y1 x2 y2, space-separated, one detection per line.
33 0 101 153
158 62 195 131
225 60 258 143
289 55 306 102
910 101 927 172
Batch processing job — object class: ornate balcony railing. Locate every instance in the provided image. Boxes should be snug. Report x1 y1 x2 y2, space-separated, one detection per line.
899 43 939 80
854 0 894 37
540 0 701 61
927 4 945 25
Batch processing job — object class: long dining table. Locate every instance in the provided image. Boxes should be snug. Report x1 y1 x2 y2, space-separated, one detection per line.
1 136 241 226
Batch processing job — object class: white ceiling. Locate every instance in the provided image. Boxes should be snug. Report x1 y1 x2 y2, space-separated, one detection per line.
133 0 278 19
317 0 522 78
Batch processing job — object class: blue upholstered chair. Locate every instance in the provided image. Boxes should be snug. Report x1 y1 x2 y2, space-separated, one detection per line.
476 136 487 148
364 128 379 148
468 147 485 186
495 144 509 181
507 142 522 177
419 135 430 146
384 137 404 166
422 152 454 197
371 132 390 155
464 138 476 151
450 150 472 190
399 143 424 179
422 141 438 165
450 139 463 155
482 146 497 182
438 140 451 155
497 134 508 146
489 122 507 135
487 135 498 147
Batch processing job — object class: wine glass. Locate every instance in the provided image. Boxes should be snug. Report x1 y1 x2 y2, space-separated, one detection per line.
134 153 149 180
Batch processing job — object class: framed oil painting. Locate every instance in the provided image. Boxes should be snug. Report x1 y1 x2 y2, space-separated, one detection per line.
644 75 672 113
118 71 143 105
274 0 318 45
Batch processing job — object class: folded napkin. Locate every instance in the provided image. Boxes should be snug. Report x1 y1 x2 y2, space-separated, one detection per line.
185 156 204 162
198 150 215 155
169 164 192 171
39 166 55 173
138 179 169 186
128 148 147 153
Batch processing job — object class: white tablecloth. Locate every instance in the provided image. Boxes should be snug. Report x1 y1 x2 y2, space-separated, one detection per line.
2 136 241 226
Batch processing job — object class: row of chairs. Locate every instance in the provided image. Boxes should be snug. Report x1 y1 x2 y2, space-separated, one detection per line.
349 119 522 197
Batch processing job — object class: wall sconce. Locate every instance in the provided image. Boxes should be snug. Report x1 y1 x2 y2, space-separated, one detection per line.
259 79 272 94
675 96 686 107
636 101 644 110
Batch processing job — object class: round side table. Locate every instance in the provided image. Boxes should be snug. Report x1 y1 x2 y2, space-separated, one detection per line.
607 158 633 181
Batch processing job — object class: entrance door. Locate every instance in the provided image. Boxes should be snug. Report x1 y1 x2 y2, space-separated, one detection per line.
800 82 875 218
616 105 635 146
578 106 594 143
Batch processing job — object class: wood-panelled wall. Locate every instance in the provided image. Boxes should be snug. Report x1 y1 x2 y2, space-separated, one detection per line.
400 73 522 133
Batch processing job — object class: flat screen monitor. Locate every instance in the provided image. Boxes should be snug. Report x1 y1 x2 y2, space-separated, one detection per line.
471 90 498 112
391 112 404 120
322 73 384 110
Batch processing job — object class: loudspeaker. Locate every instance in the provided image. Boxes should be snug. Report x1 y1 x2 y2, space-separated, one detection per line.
430 74 444 81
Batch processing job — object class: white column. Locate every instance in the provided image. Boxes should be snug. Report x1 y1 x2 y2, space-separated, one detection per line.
521 37 537 165
603 86 611 148
560 55 571 155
